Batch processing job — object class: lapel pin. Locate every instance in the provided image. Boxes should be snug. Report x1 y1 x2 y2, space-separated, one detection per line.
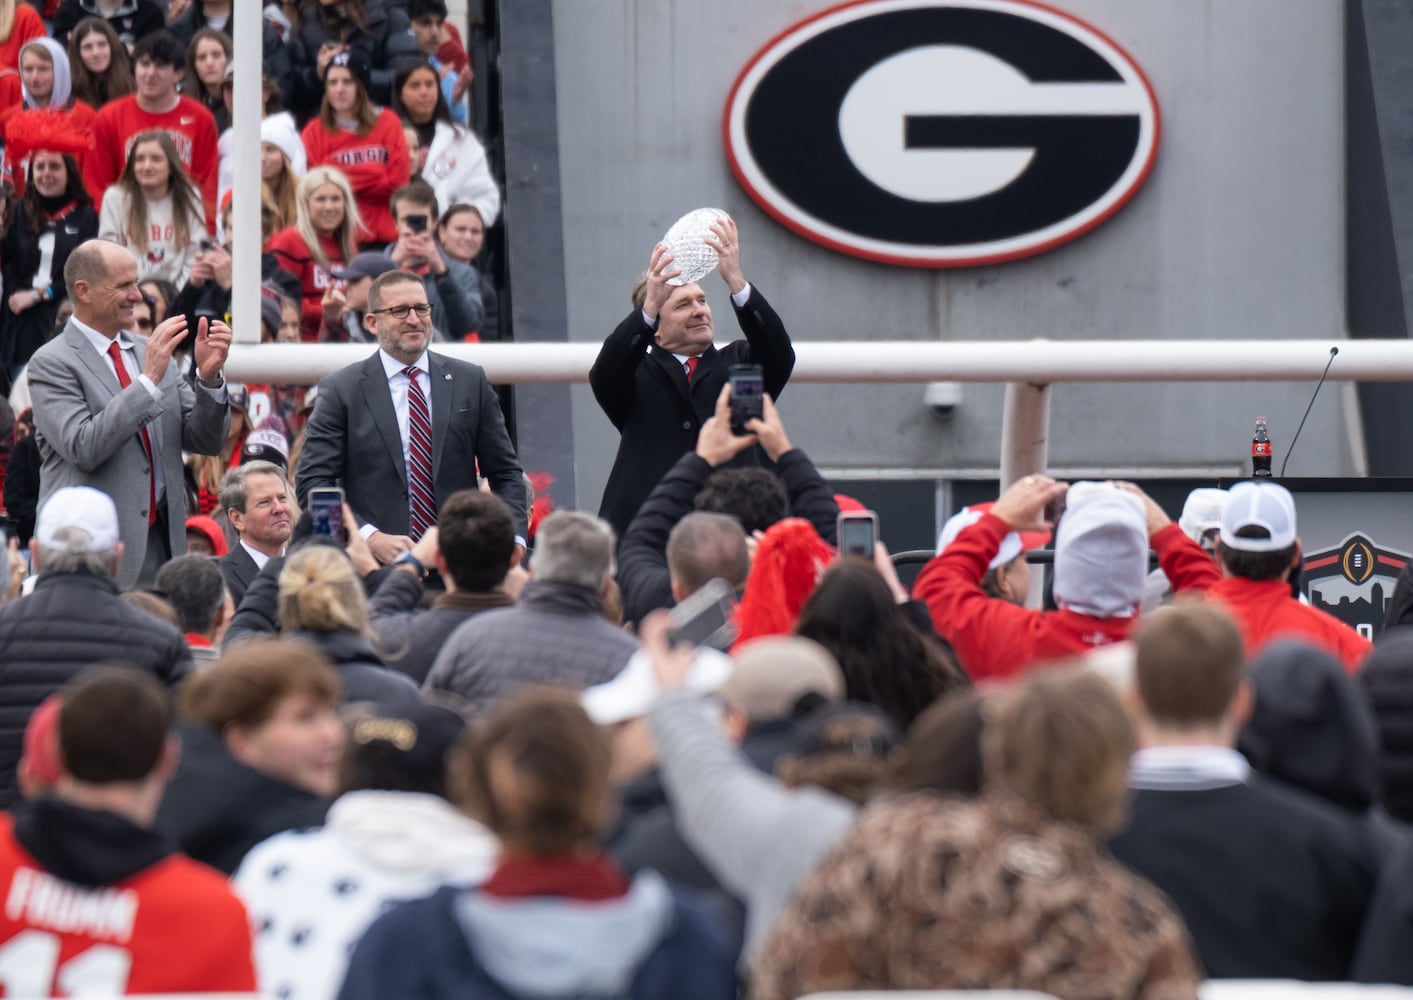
444 373 452 381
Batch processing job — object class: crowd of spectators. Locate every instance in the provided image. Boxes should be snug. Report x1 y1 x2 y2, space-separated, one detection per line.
0 2 1411 999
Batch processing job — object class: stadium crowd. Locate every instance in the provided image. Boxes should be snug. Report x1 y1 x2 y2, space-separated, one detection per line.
0 2 1411 999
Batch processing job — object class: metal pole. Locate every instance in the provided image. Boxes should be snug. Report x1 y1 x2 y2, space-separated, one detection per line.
222 338 1413 385
1000 382 1051 489
231 3 262 344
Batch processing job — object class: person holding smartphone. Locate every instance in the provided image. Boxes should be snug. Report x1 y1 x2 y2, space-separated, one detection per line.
591 217 796 540
383 181 483 341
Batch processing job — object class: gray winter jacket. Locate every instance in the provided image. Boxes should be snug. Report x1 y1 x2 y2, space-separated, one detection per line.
424 581 638 715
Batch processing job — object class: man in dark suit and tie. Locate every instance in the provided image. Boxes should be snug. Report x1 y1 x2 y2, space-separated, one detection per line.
27 240 231 590
217 460 293 607
591 217 795 539
297 269 527 566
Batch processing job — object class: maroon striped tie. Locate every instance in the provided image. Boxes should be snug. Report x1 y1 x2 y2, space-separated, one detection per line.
403 367 437 539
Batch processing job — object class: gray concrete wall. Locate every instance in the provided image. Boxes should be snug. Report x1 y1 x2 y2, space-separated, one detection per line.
549 0 1352 515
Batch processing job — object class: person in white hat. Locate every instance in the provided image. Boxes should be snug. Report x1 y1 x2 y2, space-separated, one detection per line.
1141 487 1230 612
913 476 1220 685
1205 480 1371 671
0 485 191 808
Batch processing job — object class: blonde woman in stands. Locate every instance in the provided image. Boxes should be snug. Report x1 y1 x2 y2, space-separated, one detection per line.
97 129 205 285
267 166 362 342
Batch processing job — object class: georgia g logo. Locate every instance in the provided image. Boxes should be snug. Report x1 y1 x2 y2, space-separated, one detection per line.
723 0 1161 267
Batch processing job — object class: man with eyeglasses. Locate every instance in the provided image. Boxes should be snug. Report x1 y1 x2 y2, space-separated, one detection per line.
296 269 528 567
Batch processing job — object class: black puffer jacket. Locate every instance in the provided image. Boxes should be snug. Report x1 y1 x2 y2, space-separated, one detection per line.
289 0 418 117
1361 633 1413 825
0 571 192 809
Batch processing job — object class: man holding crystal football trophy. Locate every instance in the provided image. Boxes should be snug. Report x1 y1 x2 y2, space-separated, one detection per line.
590 213 796 539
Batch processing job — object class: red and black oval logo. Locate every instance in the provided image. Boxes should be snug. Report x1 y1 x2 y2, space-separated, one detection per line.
723 0 1161 268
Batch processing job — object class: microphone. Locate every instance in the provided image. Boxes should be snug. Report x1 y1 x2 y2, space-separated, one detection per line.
1279 346 1339 478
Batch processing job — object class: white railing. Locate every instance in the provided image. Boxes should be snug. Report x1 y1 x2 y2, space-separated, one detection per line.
222 339 1413 385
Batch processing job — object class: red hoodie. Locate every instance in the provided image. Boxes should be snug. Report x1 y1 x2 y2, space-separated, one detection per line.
914 512 1221 685
302 109 411 245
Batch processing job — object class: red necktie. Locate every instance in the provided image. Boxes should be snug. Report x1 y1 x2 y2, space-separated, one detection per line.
107 341 158 526
684 356 698 382
403 367 437 539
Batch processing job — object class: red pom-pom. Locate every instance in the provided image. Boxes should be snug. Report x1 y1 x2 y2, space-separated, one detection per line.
733 517 836 649
6 108 91 166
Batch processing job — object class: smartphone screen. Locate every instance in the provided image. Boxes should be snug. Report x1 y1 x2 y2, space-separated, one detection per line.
668 578 738 651
406 214 429 234
309 488 346 543
729 364 764 435
838 511 878 558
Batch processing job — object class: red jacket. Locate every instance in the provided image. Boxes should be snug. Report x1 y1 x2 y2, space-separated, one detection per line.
0 814 256 995
301 109 411 245
914 512 1221 684
1206 575 1372 673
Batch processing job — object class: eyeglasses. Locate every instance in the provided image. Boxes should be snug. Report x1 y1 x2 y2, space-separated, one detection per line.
369 303 432 320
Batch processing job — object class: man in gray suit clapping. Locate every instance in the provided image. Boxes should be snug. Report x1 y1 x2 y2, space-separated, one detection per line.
28 240 231 590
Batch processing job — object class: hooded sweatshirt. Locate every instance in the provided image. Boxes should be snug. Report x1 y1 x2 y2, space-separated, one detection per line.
0 38 97 196
235 790 498 1000
915 510 1220 684
336 862 737 1000
1239 639 1381 814
0 798 256 994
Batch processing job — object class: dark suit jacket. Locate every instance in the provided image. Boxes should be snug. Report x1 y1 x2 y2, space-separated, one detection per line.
590 286 794 539
295 349 528 538
28 321 229 590
218 544 261 609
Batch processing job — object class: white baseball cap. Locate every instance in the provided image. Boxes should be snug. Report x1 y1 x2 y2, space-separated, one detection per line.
1220 481 1297 552
1178 488 1230 544
36 487 120 552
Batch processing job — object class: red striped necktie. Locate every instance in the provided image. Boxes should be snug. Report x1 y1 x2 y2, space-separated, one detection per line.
403 366 437 539
684 356 698 381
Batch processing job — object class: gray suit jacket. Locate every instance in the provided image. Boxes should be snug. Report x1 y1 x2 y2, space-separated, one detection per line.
28 321 229 590
295 349 528 538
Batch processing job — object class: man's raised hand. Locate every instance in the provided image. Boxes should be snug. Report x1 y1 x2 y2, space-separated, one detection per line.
193 318 231 383
705 216 745 295
140 314 190 384
643 243 680 322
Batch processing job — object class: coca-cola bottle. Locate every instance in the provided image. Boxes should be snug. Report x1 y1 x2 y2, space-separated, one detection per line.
1252 418 1272 478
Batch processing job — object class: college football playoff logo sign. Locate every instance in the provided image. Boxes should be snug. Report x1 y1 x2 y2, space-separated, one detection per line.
723 0 1161 267
1302 533 1408 638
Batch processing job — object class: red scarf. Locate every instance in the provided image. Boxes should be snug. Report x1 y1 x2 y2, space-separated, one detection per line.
480 852 630 902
